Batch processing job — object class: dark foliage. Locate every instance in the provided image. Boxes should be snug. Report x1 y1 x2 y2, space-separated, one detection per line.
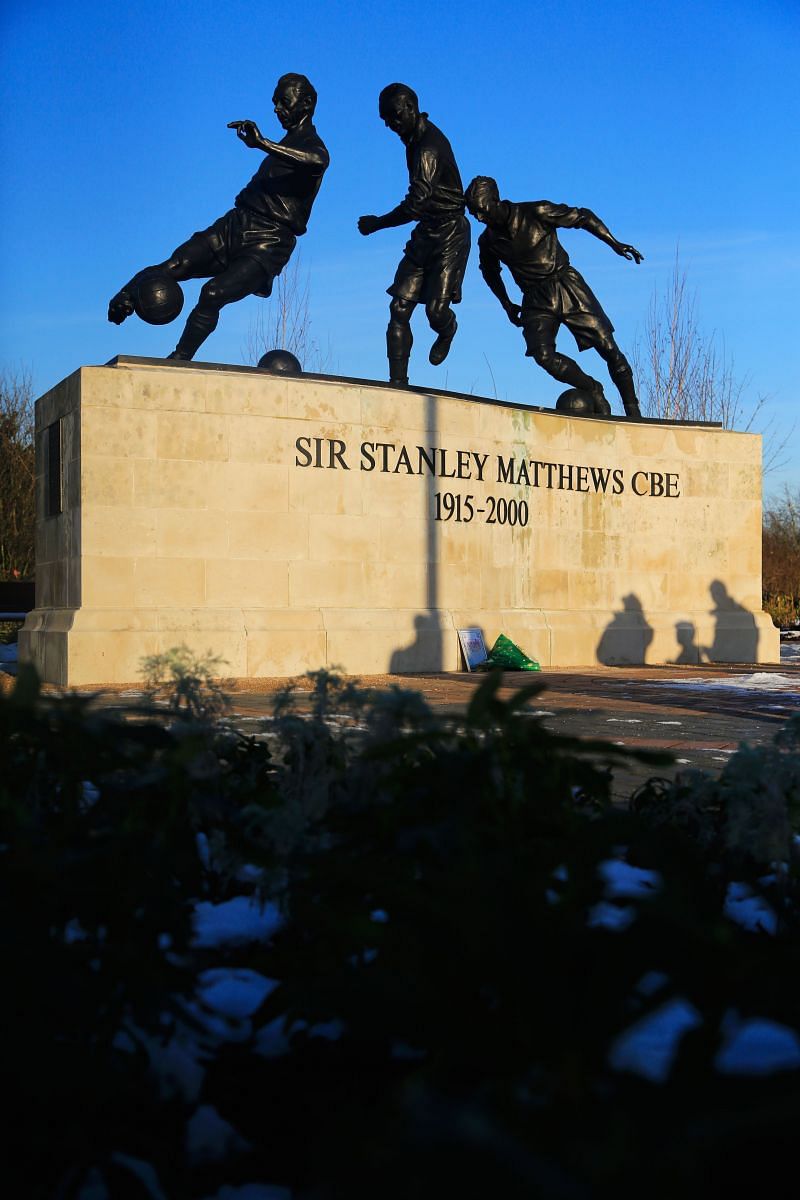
3 666 800 1199
763 488 800 626
0 370 35 581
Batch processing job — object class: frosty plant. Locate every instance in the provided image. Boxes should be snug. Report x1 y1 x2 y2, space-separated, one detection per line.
140 644 230 721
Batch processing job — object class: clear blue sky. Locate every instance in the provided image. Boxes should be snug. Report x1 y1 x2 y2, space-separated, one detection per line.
1 0 798 494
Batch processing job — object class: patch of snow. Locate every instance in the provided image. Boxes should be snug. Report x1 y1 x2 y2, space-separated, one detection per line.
609 998 702 1083
676 758 692 764
192 896 283 948
724 882 778 934
598 860 660 899
606 718 642 724
197 968 277 1020
587 901 636 931
660 673 800 694
716 1014 800 1075
657 720 682 725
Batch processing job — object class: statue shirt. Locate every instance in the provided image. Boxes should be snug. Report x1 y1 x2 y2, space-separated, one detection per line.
398 116 465 225
478 201 607 315
235 121 329 236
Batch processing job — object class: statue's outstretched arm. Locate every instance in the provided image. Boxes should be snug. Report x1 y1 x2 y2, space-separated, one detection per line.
357 203 414 236
576 208 644 263
357 148 435 236
228 120 329 170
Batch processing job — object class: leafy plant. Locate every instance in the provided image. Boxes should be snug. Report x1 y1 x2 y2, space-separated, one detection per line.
4 665 800 1199
141 644 230 722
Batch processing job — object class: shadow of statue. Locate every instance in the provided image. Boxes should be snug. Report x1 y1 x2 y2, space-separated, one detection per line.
704 579 759 664
596 593 654 665
389 612 444 674
672 620 700 664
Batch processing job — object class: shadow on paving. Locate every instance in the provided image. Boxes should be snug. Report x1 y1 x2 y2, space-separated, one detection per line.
210 661 800 800
23 659 799 806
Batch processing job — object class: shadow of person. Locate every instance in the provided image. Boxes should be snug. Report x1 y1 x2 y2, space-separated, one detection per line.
704 579 759 663
672 620 700 664
596 593 654 665
389 612 444 674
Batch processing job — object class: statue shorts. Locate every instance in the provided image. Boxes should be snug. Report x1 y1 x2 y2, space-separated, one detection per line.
186 206 297 297
520 265 616 358
387 214 471 306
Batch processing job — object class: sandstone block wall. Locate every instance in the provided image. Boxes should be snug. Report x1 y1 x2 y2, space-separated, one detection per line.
19 359 777 685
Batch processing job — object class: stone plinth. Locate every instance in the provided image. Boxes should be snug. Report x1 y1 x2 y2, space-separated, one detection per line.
19 357 778 685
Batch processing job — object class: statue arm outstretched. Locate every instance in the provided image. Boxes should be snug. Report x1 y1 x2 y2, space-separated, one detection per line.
535 201 644 264
575 208 644 263
357 147 436 235
357 203 415 235
228 120 329 171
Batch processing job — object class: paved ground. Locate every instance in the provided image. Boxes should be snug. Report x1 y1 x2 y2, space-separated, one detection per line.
212 659 800 801
5 648 800 804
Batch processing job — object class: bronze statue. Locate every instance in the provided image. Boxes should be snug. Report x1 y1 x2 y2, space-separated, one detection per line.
108 74 329 361
465 176 643 418
358 84 470 386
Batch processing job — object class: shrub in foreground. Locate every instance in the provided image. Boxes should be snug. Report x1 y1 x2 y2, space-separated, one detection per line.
2 666 800 1198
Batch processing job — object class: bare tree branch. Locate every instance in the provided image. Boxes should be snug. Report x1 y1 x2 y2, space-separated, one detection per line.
631 249 792 473
243 250 332 373
763 486 800 626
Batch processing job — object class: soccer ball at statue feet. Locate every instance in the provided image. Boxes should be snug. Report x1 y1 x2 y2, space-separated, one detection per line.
133 273 185 326
555 387 611 417
257 349 303 376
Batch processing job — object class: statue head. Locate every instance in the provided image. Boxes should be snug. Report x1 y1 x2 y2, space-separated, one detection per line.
465 176 501 224
273 73 317 129
378 82 420 142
